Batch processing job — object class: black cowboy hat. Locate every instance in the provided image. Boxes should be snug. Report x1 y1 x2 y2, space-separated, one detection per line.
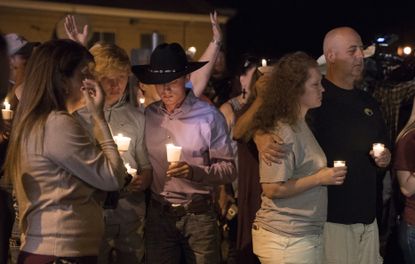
132 43 208 84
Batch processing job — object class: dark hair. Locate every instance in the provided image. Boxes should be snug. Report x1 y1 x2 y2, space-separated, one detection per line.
15 42 40 60
253 51 318 132
5 39 94 183
237 54 259 75
0 34 9 101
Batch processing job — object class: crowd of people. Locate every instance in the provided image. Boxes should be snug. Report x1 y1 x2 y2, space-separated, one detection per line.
0 10 414 264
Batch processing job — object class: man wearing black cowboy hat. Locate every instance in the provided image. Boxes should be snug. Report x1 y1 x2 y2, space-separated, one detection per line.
132 42 236 263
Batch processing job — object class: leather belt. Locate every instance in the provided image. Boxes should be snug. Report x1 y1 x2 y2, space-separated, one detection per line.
150 198 212 218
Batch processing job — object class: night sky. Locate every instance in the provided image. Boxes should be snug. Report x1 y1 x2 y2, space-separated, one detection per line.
209 0 415 72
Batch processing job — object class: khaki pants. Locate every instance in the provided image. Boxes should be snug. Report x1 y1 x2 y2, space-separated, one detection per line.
252 224 323 264
323 220 383 264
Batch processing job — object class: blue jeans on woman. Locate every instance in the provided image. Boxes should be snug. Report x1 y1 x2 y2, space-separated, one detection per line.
399 219 415 264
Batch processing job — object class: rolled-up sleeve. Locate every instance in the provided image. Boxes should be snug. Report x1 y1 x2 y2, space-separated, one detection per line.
191 111 236 184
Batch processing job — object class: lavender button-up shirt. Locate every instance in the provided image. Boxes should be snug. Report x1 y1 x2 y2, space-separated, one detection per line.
145 91 236 204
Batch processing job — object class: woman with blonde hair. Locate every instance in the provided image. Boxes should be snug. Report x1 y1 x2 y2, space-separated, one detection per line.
251 51 347 264
393 95 415 264
5 39 128 264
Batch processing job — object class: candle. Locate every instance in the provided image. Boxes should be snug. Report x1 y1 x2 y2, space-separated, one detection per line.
261 59 267 67
113 133 131 152
166 143 182 163
139 97 145 104
124 163 137 178
2 99 13 120
333 160 346 167
372 143 385 158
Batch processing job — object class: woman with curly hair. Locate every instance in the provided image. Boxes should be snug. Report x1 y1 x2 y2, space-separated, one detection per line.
251 51 347 264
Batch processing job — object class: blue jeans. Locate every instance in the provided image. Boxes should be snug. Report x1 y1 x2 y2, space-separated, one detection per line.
145 200 220 264
399 219 415 264
98 217 145 264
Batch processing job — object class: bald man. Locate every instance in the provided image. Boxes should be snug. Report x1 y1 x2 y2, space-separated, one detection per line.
233 27 391 263
310 27 390 264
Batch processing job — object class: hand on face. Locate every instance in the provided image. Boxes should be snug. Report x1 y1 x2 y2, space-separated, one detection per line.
81 79 105 118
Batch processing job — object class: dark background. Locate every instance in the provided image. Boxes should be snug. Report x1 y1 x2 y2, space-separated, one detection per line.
207 0 415 72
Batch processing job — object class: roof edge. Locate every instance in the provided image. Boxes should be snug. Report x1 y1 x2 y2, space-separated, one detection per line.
0 1 231 23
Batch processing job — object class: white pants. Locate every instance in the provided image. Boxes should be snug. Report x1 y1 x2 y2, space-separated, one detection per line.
323 220 383 264
252 224 323 264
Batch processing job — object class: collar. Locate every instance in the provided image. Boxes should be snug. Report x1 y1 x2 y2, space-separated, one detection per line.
104 92 128 111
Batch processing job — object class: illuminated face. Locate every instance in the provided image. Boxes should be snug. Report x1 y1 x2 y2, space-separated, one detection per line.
99 70 129 106
332 31 365 82
299 67 324 111
155 76 187 113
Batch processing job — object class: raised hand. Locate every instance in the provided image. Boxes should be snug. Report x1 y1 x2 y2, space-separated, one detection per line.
64 15 89 47
210 11 222 45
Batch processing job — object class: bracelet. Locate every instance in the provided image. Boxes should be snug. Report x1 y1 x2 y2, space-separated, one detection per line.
211 39 222 47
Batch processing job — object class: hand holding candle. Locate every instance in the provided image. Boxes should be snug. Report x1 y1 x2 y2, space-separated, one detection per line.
166 143 182 164
125 163 143 191
125 163 137 178
371 143 390 167
372 143 385 158
2 99 13 120
113 133 131 152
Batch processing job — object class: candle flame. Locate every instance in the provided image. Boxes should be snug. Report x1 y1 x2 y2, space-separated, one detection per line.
4 99 10 110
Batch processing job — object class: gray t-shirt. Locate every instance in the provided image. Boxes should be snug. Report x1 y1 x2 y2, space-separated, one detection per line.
255 120 327 236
